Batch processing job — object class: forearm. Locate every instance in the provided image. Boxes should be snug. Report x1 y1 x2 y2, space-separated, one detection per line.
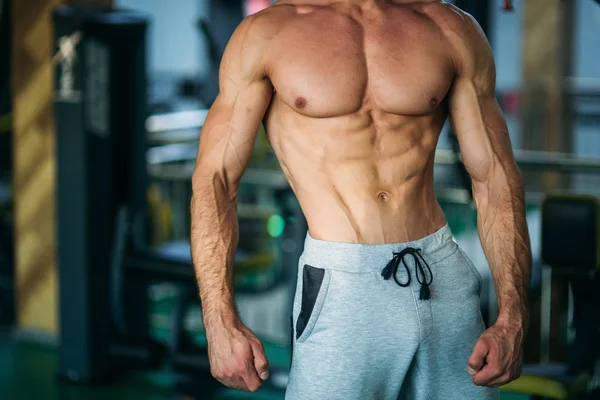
473 168 532 326
191 173 239 328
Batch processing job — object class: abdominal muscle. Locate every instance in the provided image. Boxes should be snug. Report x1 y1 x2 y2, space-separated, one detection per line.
264 101 448 245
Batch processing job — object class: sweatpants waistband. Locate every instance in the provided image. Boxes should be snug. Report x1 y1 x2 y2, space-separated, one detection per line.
301 224 458 273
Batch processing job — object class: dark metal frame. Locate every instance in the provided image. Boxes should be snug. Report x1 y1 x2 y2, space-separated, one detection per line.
55 5 304 388
55 5 150 382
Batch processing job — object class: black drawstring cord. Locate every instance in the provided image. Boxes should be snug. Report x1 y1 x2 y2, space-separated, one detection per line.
381 247 434 300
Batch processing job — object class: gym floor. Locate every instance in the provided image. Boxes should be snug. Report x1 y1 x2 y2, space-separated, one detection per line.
0 335 529 400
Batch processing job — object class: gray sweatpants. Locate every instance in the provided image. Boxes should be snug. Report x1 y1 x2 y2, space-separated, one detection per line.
286 225 499 400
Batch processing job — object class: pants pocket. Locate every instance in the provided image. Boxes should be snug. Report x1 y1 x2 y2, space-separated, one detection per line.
459 248 483 296
295 265 331 343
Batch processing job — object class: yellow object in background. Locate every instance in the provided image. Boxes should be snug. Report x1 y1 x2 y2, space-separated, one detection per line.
147 183 174 247
12 0 64 335
12 0 114 336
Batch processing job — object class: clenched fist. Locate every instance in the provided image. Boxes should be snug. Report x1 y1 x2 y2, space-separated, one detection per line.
468 320 526 387
206 319 270 392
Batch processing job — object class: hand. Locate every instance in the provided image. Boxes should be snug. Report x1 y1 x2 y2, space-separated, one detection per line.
467 321 525 387
206 318 270 392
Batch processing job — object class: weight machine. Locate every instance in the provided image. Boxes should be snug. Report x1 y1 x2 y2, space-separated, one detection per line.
55 6 303 394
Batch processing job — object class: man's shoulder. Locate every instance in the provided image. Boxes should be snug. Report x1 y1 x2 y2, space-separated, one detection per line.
419 2 490 64
418 2 493 82
225 4 296 58
242 3 298 38
418 2 480 38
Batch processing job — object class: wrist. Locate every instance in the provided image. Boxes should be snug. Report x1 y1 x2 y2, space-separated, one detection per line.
496 307 529 331
203 308 240 338
201 297 238 327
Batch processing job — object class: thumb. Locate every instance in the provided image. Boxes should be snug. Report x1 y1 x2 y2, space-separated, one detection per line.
468 338 489 375
250 339 270 380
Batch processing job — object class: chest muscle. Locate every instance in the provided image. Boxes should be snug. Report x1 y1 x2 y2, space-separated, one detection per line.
268 9 454 118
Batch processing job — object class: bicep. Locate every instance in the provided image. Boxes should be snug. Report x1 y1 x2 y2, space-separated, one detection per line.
193 16 273 192
444 11 518 184
196 80 271 184
449 80 516 184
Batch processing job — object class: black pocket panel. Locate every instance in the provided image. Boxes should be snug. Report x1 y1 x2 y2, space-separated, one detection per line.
296 265 325 339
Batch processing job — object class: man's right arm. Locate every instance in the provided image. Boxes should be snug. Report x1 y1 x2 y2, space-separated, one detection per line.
190 14 273 391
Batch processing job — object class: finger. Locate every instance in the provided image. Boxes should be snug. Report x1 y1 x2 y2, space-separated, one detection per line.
487 371 515 388
214 375 245 391
472 353 503 386
473 341 507 386
240 372 261 392
240 350 262 392
250 339 270 380
231 378 250 392
472 364 502 386
472 351 504 387
468 338 489 375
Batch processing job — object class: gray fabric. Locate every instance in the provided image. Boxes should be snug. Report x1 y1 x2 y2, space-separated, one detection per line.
285 224 500 400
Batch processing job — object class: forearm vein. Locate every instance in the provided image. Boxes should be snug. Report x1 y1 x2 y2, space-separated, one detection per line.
474 165 532 323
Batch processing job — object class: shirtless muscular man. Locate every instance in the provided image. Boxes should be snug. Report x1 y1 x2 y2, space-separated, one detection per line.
190 1 532 399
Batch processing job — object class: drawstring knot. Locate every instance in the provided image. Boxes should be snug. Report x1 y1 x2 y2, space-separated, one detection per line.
381 247 433 301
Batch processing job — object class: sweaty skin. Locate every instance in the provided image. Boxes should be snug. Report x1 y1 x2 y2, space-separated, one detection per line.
191 0 532 393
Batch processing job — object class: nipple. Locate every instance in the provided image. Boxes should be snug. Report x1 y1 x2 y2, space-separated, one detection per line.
429 97 438 108
295 97 307 109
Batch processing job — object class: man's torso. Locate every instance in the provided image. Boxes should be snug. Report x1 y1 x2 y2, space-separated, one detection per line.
254 1 466 243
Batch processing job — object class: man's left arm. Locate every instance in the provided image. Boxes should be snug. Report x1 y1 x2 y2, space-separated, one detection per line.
447 15 532 387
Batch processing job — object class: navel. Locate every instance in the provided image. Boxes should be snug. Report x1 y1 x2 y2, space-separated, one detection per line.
377 191 390 201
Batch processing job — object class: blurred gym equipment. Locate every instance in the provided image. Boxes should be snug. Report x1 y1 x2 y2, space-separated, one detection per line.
501 195 600 399
54 5 152 382
191 0 272 107
55 4 303 394
502 0 600 10
195 0 244 106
